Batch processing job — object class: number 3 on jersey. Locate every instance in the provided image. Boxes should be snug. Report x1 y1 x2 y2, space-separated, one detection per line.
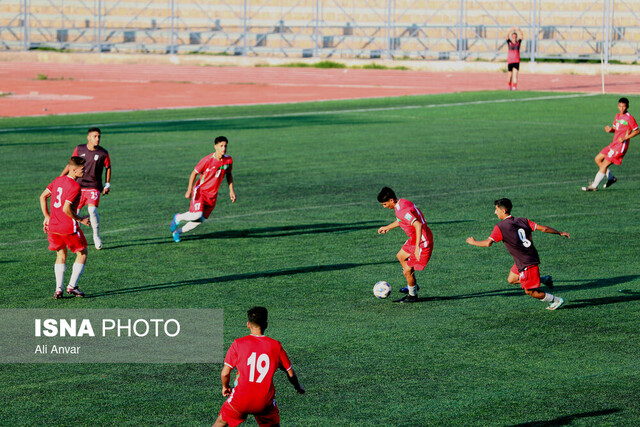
247 352 270 383
53 187 63 208
517 228 532 248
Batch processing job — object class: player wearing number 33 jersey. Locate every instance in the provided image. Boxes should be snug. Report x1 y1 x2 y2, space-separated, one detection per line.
466 199 570 310
213 307 304 427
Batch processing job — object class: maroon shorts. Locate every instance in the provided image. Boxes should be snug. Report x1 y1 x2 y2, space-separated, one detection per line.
78 188 101 209
600 142 627 165
219 400 280 427
402 240 433 271
189 186 217 219
511 263 540 290
48 230 87 253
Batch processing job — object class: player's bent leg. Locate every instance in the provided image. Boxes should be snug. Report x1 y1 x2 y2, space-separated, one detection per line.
524 287 545 299
212 414 229 427
507 271 520 285
87 205 101 249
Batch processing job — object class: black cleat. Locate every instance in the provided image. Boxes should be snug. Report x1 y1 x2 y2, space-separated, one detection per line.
604 177 617 188
393 295 418 303
541 275 553 288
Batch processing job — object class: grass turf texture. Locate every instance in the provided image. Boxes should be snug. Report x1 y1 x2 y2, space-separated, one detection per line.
1 91 640 426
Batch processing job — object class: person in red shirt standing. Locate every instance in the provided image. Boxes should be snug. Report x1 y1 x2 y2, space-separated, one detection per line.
40 156 91 299
61 127 111 250
506 27 524 91
170 136 236 242
582 97 640 191
466 198 569 310
377 187 434 303
213 307 305 427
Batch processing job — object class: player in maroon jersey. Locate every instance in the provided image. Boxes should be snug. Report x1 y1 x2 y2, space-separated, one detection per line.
582 97 639 191
213 307 305 427
40 156 91 299
466 198 569 310
506 27 524 91
60 127 111 250
170 136 236 242
377 187 434 303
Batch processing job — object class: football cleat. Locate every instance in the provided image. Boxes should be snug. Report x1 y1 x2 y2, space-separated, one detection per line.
393 295 418 303
170 213 180 232
540 275 553 288
399 285 420 294
54 290 63 299
172 231 181 243
581 186 597 192
94 234 102 250
546 297 564 311
66 287 85 297
604 177 617 188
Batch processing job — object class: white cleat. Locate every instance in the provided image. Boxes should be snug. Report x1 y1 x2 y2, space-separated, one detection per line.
94 234 103 250
546 297 564 310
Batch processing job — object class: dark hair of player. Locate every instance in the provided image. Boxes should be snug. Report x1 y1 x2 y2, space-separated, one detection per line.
214 136 228 145
377 187 397 203
494 198 512 214
88 127 101 134
619 97 629 108
248 306 268 331
69 156 86 166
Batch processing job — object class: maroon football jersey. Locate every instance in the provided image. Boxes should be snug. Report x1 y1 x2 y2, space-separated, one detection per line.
489 216 540 272
72 144 110 191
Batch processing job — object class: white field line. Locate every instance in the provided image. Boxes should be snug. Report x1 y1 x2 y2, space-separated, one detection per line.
0 93 598 133
3 174 637 247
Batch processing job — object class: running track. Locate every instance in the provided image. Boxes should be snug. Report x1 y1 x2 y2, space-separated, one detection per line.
1 61 639 117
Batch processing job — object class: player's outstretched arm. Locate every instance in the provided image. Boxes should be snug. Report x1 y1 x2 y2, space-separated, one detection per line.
466 237 493 247
536 224 570 238
378 221 400 235
220 365 233 397
286 368 305 394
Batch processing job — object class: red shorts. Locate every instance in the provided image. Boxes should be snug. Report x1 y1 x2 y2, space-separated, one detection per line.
510 264 540 290
47 230 87 253
600 142 628 166
402 240 433 271
189 186 217 219
219 400 279 427
78 188 101 209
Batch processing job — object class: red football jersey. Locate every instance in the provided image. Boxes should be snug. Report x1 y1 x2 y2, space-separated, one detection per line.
194 154 232 196
394 198 432 247
611 112 638 146
224 335 292 413
46 176 81 234
507 39 521 64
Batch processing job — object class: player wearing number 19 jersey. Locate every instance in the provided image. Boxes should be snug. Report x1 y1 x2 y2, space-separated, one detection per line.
213 307 304 427
466 198 570 310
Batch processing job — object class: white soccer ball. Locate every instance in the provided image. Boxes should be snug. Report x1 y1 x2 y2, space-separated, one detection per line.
373 281 391 299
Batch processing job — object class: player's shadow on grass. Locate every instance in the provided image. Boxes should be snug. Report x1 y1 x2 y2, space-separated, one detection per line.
562 290 640 309
415 287 522 303
556 275 640 293
509 408 620 426
85 261 394 298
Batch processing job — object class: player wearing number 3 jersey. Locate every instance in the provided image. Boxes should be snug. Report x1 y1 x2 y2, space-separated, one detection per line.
213 307 304 427
466 198 570 310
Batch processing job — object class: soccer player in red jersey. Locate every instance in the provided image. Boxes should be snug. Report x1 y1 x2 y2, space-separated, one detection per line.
170 136 236 242
377 187 434 303
213 307 305 427
506 27 524 91
582 97 639 191
466 198 570 310
40 156 91 299
61 127 111 249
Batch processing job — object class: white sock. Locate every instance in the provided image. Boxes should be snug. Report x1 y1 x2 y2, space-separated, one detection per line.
408 285 416 296
54 264 66 292
180 220 203 234
606 169 614 180
541 293 554 303
68 263 85 289
592 172 606 188
176 211 202 223
88 205 100 237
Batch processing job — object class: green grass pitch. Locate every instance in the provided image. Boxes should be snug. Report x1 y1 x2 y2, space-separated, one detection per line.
1 91 640 425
